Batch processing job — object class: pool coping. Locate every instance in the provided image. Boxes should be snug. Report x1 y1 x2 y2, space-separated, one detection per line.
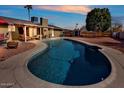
1 37 124 88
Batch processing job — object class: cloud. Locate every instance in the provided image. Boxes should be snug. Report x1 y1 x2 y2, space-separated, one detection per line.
34 5 91 15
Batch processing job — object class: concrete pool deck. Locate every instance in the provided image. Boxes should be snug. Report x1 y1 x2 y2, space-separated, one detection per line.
0 37 124 88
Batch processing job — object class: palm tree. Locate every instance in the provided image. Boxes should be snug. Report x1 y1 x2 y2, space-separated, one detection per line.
24 5 32 20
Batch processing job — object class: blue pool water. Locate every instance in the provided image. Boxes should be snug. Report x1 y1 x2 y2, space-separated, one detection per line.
28 39 111 86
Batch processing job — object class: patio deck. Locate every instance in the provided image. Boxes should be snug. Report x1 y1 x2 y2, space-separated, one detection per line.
73 37 124 53
0 37 124 88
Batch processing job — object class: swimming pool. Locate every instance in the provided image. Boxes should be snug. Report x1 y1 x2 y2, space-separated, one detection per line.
28 39 111 86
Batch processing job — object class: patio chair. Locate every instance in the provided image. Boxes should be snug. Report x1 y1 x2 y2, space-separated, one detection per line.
0 33 7 44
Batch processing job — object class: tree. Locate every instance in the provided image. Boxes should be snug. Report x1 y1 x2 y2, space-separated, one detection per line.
86 8 111 32
24 5 32 20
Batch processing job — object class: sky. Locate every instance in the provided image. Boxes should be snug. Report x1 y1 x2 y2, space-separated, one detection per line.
0 5 124 29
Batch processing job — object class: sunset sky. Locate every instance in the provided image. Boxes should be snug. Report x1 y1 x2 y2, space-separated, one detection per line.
0 5 124 29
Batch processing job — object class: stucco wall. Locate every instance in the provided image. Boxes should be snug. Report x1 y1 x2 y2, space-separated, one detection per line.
0 25 8 34
12 26 19 40
0 24 63 40
11 27 39 40
29 27 37 37
54 30 63 37
33 28 37 36
43 28 49 38
46 29 63 38
29 27 33 37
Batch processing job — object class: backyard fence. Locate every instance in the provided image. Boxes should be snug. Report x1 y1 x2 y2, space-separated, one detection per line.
64 31 112 37
63 31 74 37
80 31 112 37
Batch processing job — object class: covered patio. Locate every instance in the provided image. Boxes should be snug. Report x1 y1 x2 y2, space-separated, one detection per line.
0 16 54 42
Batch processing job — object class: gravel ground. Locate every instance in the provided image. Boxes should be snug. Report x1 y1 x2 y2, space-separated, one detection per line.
0 42 35 62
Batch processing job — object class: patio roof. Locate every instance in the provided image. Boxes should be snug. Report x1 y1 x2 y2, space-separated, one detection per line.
0 16 37 26
0 16 72 31
0 16 55 29
48 24 64 31
63 28 73 32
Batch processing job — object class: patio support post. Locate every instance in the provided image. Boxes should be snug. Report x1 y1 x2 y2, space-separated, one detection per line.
48 28 50 38
40 27 42 40
8 25 13 41
9 31 12 41
23 26 27 42
51 28 54 37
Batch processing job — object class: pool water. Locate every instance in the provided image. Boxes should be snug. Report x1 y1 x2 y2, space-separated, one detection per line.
28 39 111 86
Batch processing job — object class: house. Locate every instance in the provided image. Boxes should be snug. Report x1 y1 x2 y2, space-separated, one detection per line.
48 24 64 37
0 16 65 42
